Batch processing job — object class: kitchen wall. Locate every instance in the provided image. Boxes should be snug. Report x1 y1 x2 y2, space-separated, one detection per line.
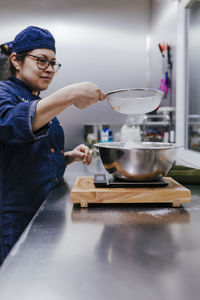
149 0 179 109
0 0 151 150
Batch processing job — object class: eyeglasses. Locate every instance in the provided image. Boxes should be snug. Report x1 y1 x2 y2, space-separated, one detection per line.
25 54 61 72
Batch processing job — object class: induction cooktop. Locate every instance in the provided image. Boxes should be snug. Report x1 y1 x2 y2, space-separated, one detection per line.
94 173 169 188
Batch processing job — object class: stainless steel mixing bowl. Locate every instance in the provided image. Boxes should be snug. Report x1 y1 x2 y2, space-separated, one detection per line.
94 142 181 181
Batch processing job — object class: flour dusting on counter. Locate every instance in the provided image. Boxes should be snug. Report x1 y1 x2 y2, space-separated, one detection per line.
138 208 174 217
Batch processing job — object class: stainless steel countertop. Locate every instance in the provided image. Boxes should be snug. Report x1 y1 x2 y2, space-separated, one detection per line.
0 158 200 300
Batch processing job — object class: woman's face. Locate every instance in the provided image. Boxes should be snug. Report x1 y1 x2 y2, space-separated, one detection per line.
14 48 56 93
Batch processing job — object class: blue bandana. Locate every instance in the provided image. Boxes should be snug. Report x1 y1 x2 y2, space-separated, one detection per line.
5 26 56 53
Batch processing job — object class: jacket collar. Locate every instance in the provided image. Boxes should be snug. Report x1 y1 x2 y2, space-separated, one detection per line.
8 76 40 97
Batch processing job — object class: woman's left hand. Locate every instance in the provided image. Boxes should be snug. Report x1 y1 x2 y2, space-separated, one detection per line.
64 144 92 165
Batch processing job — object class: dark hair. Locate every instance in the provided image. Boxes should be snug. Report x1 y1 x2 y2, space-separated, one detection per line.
0 44 28 77
0 44 11 56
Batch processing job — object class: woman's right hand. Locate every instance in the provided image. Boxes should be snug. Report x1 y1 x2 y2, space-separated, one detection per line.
68 81 106 109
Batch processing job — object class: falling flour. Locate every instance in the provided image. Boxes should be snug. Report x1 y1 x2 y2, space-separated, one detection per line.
123 140 142 149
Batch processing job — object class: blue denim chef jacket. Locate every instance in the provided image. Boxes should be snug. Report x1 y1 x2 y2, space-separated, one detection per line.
0 76 66 263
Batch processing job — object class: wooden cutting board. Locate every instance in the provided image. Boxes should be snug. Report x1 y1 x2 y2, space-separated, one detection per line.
70 177 191 208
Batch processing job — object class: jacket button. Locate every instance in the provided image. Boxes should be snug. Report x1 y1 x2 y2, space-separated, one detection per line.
54 178 58 182
50 148 55 153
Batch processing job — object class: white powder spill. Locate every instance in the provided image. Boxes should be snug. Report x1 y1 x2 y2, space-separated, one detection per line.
138 208 174 217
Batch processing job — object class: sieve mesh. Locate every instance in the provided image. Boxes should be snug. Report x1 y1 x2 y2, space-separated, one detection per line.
107 88 164 115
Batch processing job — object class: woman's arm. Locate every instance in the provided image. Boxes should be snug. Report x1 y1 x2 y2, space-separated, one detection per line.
32 82 105 132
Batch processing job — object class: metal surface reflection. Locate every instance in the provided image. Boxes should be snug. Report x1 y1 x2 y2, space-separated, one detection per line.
1 159 200 300
71 204 190 225
72 204 190 274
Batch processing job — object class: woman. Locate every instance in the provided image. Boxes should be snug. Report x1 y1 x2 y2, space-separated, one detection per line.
0 26 106 264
